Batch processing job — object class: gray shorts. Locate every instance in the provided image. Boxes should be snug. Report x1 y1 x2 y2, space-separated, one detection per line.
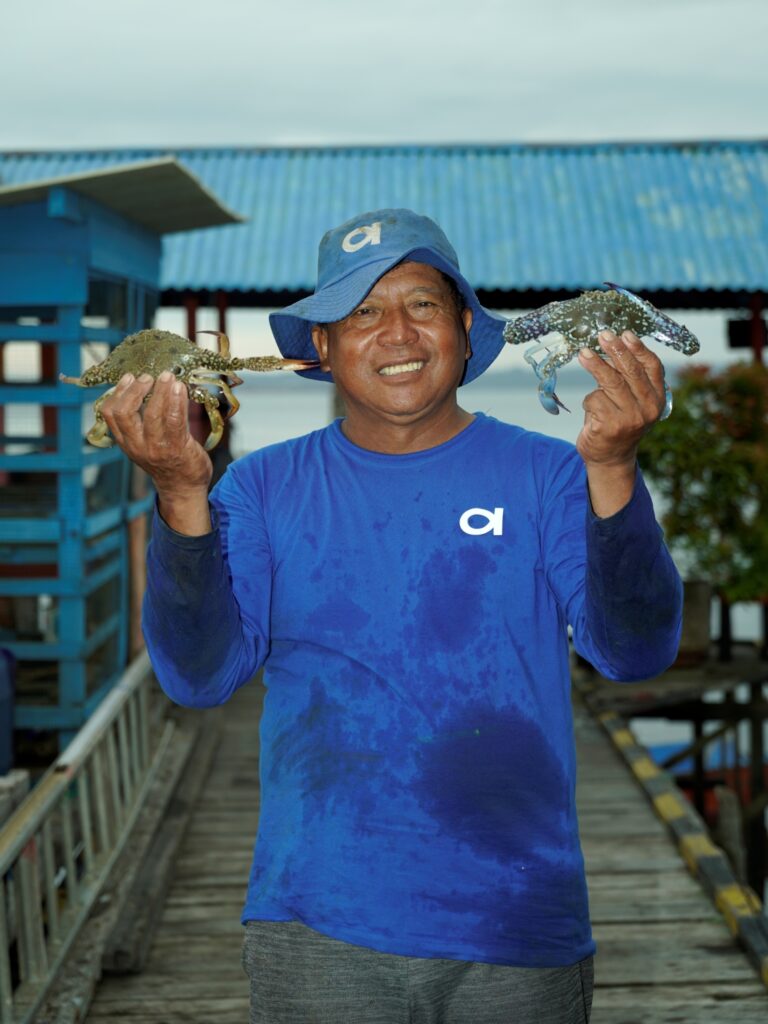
242 920 593 1024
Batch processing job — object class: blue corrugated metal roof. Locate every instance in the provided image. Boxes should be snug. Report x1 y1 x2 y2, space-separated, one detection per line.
1 142 767 293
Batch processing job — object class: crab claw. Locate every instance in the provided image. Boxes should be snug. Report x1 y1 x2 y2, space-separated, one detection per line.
85 419 115 447
59 372 83 385
538 376 570 415
283 358 321 371
238 356 321 372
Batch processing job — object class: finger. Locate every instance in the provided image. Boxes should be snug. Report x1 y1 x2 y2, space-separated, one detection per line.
621 331 667 407
577 346 626 411
601 333 659 409
580 333 657 415
609 333 666 419
142 371 190 448
581 386 639 431
101 373 154 449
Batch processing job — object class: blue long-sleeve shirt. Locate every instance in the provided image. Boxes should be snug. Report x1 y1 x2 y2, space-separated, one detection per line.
143 413 682 967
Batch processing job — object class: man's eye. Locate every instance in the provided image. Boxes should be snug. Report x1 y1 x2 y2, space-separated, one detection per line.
411 301 438 316
353 306 375 317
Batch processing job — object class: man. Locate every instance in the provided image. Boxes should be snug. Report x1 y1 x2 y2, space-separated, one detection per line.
103 209 682 1024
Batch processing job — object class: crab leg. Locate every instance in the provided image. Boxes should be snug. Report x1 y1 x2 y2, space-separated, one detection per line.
86 388 117 447
530 352 570 416
197 330 232 359
187 370 241 419
189 386 226 451
503 305 561 346
212 378 240 418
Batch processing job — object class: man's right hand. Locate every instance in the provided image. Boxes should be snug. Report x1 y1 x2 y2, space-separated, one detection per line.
101 371 213 535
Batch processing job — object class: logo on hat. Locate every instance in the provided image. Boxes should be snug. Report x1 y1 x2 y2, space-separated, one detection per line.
342 222 382 253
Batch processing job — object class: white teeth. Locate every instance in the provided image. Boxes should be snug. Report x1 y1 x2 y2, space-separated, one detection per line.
379 361 424 376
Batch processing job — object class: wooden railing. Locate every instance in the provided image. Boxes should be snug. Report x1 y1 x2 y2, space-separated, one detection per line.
0 652 171 1023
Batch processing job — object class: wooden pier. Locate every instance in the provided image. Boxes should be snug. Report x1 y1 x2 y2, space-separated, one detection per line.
77 680 768 1024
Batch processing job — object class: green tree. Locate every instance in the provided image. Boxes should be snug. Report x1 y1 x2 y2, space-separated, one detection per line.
637 362 768 605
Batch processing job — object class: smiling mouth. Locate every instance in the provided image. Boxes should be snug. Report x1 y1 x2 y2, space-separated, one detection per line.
378 361 425 377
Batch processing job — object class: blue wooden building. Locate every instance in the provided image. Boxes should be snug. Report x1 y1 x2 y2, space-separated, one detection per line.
0 158 238 748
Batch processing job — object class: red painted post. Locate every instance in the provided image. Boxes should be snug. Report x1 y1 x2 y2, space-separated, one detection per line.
749 293 765 365
41 344 57 452
216 290 228 336
184 292 199 342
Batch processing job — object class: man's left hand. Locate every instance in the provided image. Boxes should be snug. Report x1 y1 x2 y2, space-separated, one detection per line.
576 330 667 517
576 330 666 467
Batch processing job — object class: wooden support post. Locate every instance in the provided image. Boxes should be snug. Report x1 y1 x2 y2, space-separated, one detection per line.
749 293 765 365
216 290 228 336
692 718 706 818
718 593 732 662
41 343 57 452
184 292 198 341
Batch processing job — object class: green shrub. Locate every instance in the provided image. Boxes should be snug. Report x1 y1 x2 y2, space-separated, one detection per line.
637 362 768 603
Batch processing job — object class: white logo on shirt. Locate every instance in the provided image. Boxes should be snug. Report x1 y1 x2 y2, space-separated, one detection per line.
459 507 504 536
341 222 382 253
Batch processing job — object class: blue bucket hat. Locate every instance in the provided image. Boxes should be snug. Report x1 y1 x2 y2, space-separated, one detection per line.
269 208 507 385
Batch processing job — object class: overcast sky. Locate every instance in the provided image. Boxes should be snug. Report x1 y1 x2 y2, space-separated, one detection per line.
2 0 767 150
3 0 765 372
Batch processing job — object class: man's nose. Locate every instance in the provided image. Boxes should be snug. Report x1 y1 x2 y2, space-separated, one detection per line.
378 307 418 345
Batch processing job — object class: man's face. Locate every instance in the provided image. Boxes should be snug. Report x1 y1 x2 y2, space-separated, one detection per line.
311 262 473 438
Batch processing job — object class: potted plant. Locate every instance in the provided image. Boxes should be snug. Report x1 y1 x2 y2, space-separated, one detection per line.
637 361 768 661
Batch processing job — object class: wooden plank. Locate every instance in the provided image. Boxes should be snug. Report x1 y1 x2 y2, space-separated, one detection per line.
88 976 249 1000
592 920 760 985
586 869 723 923
162 887 248 907
590 982 768 1023
101 721 222 974
87 1008 248 1023
159 904 246 926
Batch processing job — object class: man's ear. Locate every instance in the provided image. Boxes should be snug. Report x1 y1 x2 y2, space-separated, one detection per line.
462 308 473 360
311 324 330 371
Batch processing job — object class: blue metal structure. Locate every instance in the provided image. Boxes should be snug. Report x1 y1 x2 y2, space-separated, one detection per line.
2 142 768 295
0 162 237 747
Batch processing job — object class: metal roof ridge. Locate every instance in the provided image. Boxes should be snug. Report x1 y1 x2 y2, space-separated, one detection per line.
1 138 768 158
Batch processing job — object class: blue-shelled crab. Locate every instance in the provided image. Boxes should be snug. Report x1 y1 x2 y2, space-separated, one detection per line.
503 283 700 419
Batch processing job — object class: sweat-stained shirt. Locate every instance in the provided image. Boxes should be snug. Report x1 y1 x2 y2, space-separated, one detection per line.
143 413 682 968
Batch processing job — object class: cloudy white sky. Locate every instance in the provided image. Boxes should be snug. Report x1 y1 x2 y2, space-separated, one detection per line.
2 0 765 375
2 0 767 149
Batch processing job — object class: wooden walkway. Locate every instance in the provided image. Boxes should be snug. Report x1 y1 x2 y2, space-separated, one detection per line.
84 682 768 1023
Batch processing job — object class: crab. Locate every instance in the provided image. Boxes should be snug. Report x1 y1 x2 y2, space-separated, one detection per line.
503 283 700 419
60 328 318 451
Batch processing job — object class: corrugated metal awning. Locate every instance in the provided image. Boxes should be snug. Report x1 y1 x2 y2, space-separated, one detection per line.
0 157 243 234
1 143 766 292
